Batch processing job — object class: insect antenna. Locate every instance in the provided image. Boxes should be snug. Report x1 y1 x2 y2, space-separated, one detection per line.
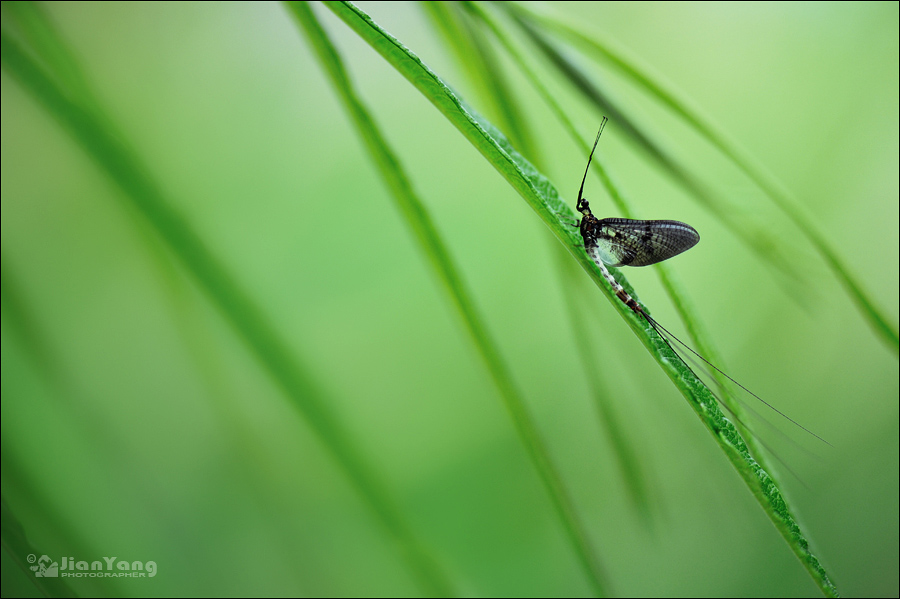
577 116 608 212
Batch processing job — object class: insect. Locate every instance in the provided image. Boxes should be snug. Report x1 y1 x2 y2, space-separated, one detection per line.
575 117 828 446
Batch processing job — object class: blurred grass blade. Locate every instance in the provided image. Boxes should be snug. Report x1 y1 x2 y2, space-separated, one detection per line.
0 26 452 599
466 0 771 487
455 1 655 518
287 2 610 595
1 256 59 382
421 2 538 162
1 495 79 598
323 2 839 596
2 2 95 109
507 1 899 355
556 247 655 520
505 10 802 289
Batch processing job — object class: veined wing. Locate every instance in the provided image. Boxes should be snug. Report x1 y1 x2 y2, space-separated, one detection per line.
592 218 699 267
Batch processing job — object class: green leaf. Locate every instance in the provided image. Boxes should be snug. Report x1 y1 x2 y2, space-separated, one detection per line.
504 7 803 290
288 2 610 595
506 1 898 356
1 18 448 599
2 495 79 598
322 1 839 596
456 0 656 522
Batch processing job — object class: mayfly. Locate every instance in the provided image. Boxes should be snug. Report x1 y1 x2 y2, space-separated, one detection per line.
574 117 828 446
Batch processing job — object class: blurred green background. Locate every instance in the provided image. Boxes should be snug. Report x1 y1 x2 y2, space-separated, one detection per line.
2 2 897 596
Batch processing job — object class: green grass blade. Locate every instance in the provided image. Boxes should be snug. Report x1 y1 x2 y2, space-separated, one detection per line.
1 256 58 383
466 0 810 478
1 495 79 598
323 2 575 244
289 2 610 594
468 0 768 486
420 2 538 162
462 0 656 519
555 247 655 521
321 2 839 596
504 10 802 288
0 27 450 598
507 1 898 356
2 2 93 107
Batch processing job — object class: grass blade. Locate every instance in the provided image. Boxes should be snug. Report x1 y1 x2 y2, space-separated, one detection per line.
421 2 538 162
323 2 839 595
507 1 898 355
0 23 450 598
458 0 656 519
1 495 79 598
468 0 828 508
505 9 801 289
289 2 610 594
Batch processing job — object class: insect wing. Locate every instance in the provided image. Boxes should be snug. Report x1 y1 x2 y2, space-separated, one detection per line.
598 219 699 267
588 236 632 267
